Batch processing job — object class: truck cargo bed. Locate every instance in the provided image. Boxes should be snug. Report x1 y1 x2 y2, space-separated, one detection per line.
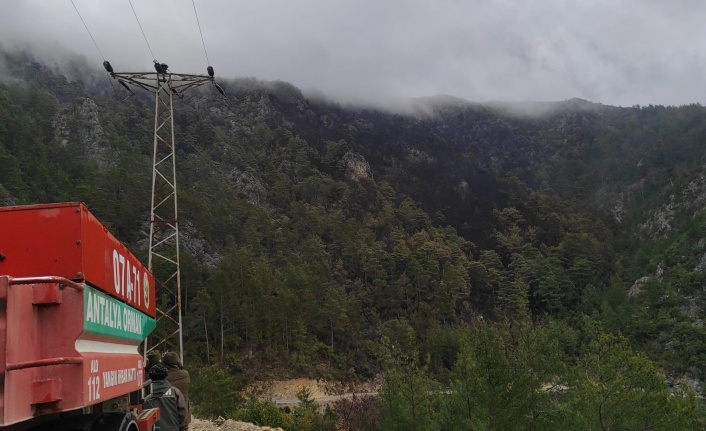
0 203 157 427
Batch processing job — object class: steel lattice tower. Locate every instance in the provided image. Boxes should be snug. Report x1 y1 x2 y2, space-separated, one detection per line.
107 66 216 362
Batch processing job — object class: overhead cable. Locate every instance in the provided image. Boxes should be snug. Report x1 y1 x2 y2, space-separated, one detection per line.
71 0 106 61
71 0 116 92
129 0 157 60
191 0 211 66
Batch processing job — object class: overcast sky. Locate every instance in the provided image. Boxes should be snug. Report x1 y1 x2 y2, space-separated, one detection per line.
1 0 706 107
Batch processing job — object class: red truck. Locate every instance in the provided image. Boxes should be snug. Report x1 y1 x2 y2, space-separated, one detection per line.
0 203 160 431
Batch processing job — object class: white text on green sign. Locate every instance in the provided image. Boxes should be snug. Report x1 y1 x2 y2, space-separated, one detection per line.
84 285 156 341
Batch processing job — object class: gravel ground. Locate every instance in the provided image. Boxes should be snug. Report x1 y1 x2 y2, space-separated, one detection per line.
189 418 284 431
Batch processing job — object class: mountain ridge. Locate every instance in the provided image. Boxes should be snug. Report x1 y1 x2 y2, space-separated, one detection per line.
2 48 706 404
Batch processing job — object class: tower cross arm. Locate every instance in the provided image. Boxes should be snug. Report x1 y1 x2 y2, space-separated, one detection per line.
110 71 215 93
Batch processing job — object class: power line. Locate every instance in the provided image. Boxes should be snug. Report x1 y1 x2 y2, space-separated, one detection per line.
71 0 116 92
128 0 156 60
191 0 211 66
71 0 106 61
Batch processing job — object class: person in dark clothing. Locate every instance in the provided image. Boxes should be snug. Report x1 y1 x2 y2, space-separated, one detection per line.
162 352 191 418
143 350 162 398
146 350 162 375
143 363 189 431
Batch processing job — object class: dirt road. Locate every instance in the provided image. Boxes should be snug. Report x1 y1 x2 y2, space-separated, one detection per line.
272 391 378 405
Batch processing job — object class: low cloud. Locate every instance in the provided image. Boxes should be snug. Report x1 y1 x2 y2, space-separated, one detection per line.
2 0 706 107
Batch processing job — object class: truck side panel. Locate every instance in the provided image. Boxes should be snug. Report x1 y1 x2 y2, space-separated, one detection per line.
1 276 84 425
0 276 151 426
0 203 155 317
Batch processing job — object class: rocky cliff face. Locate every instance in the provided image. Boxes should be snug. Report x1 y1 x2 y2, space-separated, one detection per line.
53 97 113 169
638 171 706 239
343 152 373 184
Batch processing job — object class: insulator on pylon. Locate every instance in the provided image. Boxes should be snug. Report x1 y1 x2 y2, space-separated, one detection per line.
103 61 114 73
207 66 214 77
153 60 169 74
215 83 225 96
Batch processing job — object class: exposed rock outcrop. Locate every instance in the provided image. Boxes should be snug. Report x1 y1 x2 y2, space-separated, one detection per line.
628 262 665 298
343 152 373 183
228 167 268 207
180 221 223 268
53 97 113 169
639 172 706 239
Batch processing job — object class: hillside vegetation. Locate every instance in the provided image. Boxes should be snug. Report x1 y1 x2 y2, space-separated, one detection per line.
2 49 706 428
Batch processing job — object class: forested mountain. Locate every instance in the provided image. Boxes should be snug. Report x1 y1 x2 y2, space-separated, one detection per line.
3 49 706 428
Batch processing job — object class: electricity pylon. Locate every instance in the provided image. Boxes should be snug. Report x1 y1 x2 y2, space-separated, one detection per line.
105 60 223 363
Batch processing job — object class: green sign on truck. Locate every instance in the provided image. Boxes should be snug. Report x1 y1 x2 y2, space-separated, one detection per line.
84 285 156 342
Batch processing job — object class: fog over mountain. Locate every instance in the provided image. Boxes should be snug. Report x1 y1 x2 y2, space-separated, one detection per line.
2 0 706 107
